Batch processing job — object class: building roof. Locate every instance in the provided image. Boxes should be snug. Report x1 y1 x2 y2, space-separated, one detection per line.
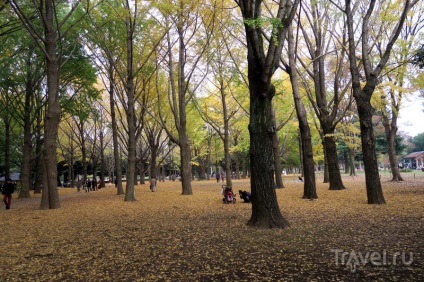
404 151 424 159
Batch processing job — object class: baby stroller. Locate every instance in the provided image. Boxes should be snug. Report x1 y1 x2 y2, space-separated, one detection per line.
239 190 252 203
222 185 236 204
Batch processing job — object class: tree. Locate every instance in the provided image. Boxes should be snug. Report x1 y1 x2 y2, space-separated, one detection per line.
343 0 419 204
296 0 352 190
411 132 424 151
9 0 92 209
156 0 215 195
285 26 318 200
235 0 299 228
377 2 424 181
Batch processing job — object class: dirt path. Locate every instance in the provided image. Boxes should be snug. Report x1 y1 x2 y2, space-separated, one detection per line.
3 188 93 210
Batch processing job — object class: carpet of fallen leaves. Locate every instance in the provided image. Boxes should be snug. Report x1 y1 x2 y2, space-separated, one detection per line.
0 173 423 281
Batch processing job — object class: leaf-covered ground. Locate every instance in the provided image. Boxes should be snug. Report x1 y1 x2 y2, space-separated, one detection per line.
1 174 423 281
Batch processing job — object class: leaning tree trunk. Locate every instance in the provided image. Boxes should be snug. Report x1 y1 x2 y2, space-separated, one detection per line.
356 97 386 204
288 25 317 200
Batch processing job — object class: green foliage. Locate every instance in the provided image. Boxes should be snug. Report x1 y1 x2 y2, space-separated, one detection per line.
411 132 424 151
375 133 408 155
412 44 424 69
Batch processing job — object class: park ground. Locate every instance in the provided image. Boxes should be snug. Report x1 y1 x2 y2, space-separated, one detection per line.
0 172 423 281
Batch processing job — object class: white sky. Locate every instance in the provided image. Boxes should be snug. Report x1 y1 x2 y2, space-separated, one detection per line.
398 94 424 138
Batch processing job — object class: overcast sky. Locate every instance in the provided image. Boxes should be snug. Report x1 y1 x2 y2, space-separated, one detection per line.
398 94 424 138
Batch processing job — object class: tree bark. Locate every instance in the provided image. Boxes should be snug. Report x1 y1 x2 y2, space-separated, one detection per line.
343 0 416 204
383 119 403 181
322 139 329 183
107 60 124 195
180 135 193 195
324 134 346 190
40 0 61 209
356 99 385 204
287 25 317 200
247 83 289 228
19 54 35 199
273 124 284 188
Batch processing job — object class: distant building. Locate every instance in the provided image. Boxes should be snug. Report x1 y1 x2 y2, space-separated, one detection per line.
403 151 424 169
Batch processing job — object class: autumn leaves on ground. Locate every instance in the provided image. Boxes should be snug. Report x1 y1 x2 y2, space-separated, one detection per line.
1 174 423 281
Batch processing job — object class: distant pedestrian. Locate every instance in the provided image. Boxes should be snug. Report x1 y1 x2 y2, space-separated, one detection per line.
221 173 225 183
76 179 81 193
92 178 97 191
216 173 220 183
2 178 15 210
149 177 157 192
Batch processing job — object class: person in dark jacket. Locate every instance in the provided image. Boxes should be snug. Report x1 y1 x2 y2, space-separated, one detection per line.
2 178 15 210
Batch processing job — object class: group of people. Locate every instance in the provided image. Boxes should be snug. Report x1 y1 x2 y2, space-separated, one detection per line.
215 172 225 183
77 178 102 193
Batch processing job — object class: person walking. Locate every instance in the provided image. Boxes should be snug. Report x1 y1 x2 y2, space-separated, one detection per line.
2 178 15 210
149 177 157 192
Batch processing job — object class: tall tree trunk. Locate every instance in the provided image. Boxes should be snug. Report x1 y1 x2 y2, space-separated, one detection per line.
100 129 105 188
273 122 284 188
150 145 158 178
223 128 232 188
19 67 34 198
344 148 349 174
40 3 61 209
356 99 385 204
287 25 317 200
324 133 346 190
124 81 136 201
4 119 11 180
322 139 329 183
139 161 145 185
34 113 43 194
180 135 193 195
349 147 356 176
344 0 415 204
247 83 289 228
107 61 123 195
383 114 403 181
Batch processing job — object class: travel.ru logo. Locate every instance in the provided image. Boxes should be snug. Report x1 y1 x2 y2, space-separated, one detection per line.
330 249 413 273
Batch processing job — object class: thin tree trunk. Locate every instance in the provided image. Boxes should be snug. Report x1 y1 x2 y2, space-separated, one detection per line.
19 70 33 198
349 147 356 176
106 58 123 195
383 115 403 181
273 123 284 188
100 129 106 187
288 25 317 200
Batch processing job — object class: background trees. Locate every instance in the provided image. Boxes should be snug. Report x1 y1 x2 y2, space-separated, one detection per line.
1 0 423 221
